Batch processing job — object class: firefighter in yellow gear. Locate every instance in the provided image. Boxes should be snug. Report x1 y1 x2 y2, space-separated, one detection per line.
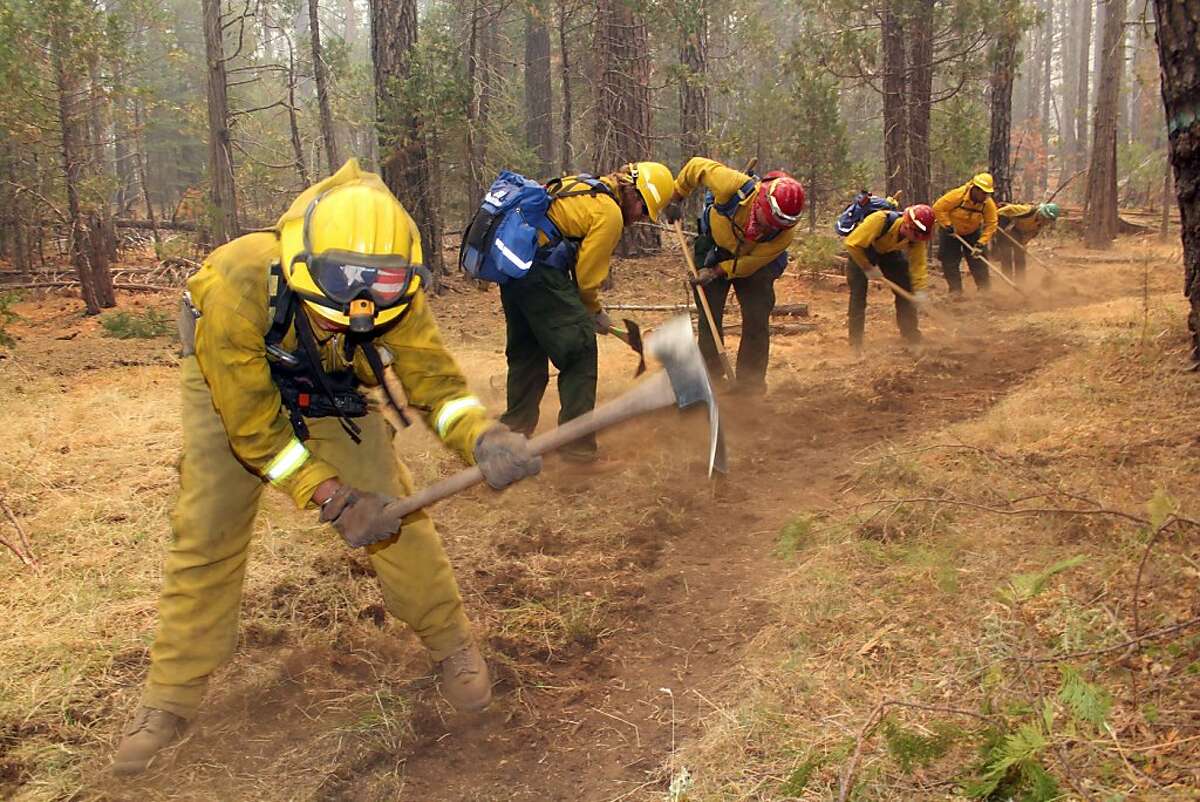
499 162 673 462
113 160 541 776
992 202 1059 282
661 157 805 394
933 172 998 295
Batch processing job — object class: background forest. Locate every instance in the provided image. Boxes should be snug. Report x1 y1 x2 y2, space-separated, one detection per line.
0 0 1172 298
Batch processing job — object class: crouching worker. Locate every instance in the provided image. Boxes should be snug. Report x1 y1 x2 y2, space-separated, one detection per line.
992 202 1059 282
933 172 998 296
113 160 542 776
662 158 805 395
844 204 934 354
494 162 674 463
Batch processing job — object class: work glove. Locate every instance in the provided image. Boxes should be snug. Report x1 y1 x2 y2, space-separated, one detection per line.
661 199 684 224
319 485 398 548
474 425 543 490
862 264 884 281
593 310 613 334
912 290 929 306
968 244 985 259
690 267 723 287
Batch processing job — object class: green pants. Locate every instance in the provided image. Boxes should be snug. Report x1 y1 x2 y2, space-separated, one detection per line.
142 357 471 720
498 263 598 455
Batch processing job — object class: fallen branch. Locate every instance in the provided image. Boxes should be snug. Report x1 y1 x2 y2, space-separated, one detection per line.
0 280 179 293
1017 615 1200 663
0 496 37 569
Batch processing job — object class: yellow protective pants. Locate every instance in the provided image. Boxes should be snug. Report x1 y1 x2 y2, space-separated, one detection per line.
142 357 471 719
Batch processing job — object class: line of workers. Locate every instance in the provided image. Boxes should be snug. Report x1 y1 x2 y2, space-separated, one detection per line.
112 156 1058 776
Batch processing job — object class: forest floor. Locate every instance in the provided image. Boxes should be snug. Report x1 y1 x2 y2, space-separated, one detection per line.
1 230 1198 801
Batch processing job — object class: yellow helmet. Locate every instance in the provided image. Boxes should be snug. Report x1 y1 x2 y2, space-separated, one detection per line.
628 161 675 222
971 172 995 194
278 162 427 333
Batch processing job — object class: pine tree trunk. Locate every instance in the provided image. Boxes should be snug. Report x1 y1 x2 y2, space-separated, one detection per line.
1059 0 1078 170
881 0 906 197
1038 0 1052 193
1074 0 1092 178
371 0 445 280
679 0 709 217
202 0 240 245
594 0 655 254
1083 0 1126 248
308 0 341 173
988 13 1020 203
905 0 934 203
558 0 574 174
465 0 494 205
1152 0 1200 363
285 38 311 185
132 98 161 248
525 1 554 178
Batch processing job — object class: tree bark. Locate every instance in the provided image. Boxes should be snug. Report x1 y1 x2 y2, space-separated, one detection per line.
881 0 906 197
988 8 1021 203
1060 0 1078 171
558 0 574 174
1038 0 1052 193
285 35 312 185
1152 0 1200 363
905 0 934 203
1083 0 1126 248
525 1 554 178
465 0 495 205
594 0 655 254
202 0 240 245
1074 0 1093 178
308 0 341 173
371 0 444 280
678 0 709 159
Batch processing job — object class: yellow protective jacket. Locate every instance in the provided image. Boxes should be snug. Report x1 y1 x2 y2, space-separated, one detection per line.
187 197 493 511
543 176 624 313
997 203 1049 239
673 157 796 279
843 210 928 291
933 182 998 244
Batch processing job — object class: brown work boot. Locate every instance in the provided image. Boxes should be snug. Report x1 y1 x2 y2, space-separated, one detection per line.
435 641 493 712
112 706 187 776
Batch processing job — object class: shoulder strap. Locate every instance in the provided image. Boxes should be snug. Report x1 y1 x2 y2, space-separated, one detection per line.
546 174 617 202
266 262 296 348
713 177 758 218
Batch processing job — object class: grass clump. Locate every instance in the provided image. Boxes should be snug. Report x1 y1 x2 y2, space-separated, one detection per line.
0 291 22 346
101 308 175 339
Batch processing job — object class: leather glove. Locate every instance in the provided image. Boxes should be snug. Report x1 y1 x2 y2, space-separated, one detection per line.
969 244 985 258
661 199 684 224
689 267 722 287
319 485 399 548
862 264 884 281
593 310 613 334
912 290 929 305
474 425 542 490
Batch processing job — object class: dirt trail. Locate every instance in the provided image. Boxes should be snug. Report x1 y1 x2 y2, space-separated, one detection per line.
369 322 1064 800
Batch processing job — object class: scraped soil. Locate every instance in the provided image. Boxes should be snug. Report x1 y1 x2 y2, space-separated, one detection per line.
4 244 1122 802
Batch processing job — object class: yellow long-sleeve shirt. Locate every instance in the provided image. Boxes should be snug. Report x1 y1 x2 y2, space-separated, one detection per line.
843 210 928 291
543 176 624 313
188 234 493 509
673 157 796 278
933 182 998 244
997 203 1049 239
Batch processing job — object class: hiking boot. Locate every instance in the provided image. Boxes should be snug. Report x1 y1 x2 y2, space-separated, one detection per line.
436 641 493 712
112 706 187 776
559 443 599 464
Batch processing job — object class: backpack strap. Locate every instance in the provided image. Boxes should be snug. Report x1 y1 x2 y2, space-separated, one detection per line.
545 174 618 203
712 177 758 219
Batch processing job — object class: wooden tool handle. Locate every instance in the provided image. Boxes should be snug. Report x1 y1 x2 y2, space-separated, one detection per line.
953 232 1025 293
997 227 1056 275
673 220 736 380
379 372 677 520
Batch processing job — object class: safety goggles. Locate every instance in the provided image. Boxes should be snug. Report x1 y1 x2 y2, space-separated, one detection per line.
293 250 428 308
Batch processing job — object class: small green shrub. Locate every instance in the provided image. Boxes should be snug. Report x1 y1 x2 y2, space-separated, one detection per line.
0 291 21 347
100 309 175 340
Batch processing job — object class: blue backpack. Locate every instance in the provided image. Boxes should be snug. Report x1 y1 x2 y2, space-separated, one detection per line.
834 191 899 237
459 171 614 284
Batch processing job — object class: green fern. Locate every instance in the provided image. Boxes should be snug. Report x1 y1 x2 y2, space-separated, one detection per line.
966 723 1055 799
1057 665 1111 729
1002 555 1087 603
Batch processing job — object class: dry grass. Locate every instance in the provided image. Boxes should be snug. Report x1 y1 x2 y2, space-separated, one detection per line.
673 249 1200 800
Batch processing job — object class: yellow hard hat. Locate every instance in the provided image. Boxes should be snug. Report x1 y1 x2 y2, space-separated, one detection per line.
971 172 995 194
629 161 674 222
278 174 427 332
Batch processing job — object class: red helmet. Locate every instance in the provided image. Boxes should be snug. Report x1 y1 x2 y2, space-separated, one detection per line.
754 174 806 229
902 204 934 241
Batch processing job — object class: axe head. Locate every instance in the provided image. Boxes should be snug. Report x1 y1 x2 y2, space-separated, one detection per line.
646 315 728 476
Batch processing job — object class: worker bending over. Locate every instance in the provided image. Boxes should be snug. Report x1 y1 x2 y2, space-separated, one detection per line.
114 161 541 775
843 204 935 354
664 157 805 395
992 202 1059 282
